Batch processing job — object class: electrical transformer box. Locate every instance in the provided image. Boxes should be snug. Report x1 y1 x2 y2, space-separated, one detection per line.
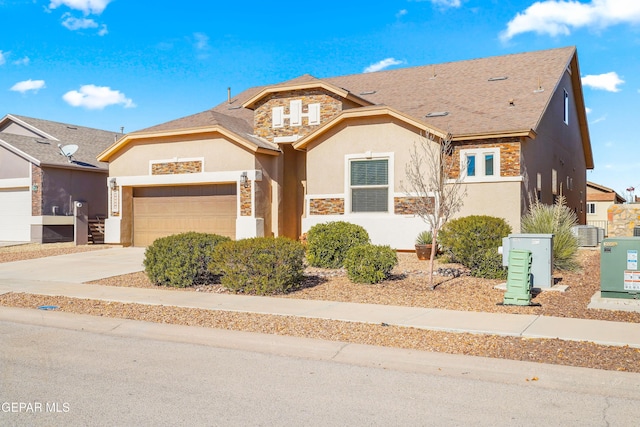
600 237 640 299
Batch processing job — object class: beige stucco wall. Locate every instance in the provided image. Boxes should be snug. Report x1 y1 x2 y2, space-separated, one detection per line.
0 122 39 138
108 135 258 177
305 117 435 195
455 181 523 233
0 147 30 179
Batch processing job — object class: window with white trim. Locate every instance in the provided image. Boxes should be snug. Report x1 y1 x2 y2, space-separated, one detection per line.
460 148 499 181
349 158 389 212
563 89 569 125
587 202 596 215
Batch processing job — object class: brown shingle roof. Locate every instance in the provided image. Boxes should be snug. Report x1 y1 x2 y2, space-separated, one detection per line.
140 46 581 143
0 114 120 170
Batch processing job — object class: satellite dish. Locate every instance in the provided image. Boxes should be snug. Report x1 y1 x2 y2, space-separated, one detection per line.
58 144 79 162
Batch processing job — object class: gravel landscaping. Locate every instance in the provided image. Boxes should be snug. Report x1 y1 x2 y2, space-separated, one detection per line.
1 243 640 373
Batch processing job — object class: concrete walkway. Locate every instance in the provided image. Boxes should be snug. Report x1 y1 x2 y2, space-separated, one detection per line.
1 246 639 349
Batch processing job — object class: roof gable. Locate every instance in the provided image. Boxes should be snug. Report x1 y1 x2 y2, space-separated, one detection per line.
0 114 120 170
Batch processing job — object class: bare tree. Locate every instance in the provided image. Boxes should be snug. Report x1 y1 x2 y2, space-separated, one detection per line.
403 132 466 289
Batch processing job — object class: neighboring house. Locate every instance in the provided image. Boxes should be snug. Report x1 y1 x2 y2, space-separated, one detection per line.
0 114 120 243
586 181 625 235
97 46 593 249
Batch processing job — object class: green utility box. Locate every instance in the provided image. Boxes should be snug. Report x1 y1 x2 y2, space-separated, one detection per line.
503 249 533 306
600 238 640 299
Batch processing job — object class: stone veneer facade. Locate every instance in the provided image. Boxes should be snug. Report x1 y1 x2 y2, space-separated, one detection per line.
308 197 433 216
449 138 521 179
151 161 202 175
31 164 43 216
394 196 433 215
240 182 252 216
309 198 344 215
607 204 640 237
253 89 358 143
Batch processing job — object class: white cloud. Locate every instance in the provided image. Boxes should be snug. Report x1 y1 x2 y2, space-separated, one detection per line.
97 24 108 36
62 85 135 110
501 0 640 41
429 0 461 7
0 50 7 65
364 58 405 73
12 56 30 65
585 107 592 114
396 9 408 19
62 14 98 30
49 0 111 15
193 32 209 51
10 79 46 94
582 72 624 92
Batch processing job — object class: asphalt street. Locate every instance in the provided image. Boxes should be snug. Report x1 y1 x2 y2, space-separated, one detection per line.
1 313 639 426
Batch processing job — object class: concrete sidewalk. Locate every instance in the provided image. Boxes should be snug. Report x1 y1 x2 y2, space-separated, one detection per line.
0 246 639 349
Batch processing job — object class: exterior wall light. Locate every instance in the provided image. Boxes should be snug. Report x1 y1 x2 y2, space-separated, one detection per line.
109 178 117 190
240 172 249 187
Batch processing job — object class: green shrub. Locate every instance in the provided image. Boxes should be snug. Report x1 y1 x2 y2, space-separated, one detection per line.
521 196 579 271
343 244 398 284
211 236 306 295
306 221 370 268
438 215 511 266
468 248 507 279
144 232 231 288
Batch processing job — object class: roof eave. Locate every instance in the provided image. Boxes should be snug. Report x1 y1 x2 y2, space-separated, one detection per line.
98 125 280 162
242 81 375 110
0 138 41 165
293 106 448 151
451 129 536 141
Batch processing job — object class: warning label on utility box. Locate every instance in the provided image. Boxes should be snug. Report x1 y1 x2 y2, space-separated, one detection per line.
623 270 640 290
627 250 638 270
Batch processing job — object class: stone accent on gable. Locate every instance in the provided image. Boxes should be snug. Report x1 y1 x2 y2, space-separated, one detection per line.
394 196 434 215
253 89 347 143
240 182 252 216
449 138 521 179
309 198 344 215
151 160 202 175
31 164 43 216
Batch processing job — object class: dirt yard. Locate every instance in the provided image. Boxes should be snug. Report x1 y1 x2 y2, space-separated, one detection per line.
1 243 640 373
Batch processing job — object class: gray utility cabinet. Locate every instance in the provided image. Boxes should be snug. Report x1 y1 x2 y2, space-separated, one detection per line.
502 234 554 288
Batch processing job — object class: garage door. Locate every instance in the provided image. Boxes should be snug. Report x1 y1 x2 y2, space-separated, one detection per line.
133 184 237 247
0 188 31 242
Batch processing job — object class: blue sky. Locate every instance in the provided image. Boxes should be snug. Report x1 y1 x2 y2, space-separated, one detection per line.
1 0 640 198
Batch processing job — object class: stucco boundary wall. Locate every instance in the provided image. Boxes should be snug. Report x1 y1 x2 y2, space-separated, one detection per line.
608 204 640 237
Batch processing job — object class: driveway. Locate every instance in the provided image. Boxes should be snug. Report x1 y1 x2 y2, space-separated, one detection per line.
0 246 146 283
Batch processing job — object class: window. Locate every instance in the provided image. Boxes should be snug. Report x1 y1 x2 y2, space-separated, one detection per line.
484 154 494 176
350 159 389 212
563 89 569 125
461 148 499 181
466 154 476 176
587 202 596 215
552 169 558 195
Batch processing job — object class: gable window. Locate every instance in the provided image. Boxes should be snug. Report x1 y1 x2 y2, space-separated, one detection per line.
461 148 499 181
587 202 596 215
563 89 569 125
350 158 389 212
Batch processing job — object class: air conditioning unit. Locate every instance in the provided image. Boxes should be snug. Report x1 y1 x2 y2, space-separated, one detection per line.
572 225 599 247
